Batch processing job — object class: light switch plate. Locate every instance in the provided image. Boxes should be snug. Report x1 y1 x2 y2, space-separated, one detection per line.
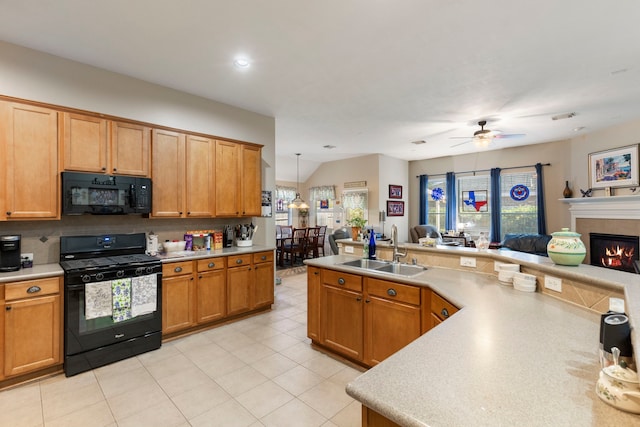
460 257 476 268
544 275 562 292
344 246 354 254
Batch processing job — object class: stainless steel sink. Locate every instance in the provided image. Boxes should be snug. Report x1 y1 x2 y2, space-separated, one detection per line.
340 259 390 269
339 259 426 276
374 263 426 276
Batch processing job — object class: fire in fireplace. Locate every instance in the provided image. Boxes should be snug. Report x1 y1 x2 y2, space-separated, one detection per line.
590 233 639 273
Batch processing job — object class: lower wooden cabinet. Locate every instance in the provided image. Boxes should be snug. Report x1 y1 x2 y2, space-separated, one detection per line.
252 251 274 309
226 254 253 316
196 258 226 324
3 277 61 377
310 267 458 367
362 406 402 427
162 261 196 334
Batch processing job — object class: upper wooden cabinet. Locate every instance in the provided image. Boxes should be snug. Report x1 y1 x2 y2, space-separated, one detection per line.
0 101 59 220
215 141 262 217
151 130 215 218
61 113 150 176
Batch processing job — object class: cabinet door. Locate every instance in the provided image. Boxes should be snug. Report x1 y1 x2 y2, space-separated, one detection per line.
227 266 252 316
185 135 215 217
196 270 226 324
151 129 185 217
253 260 274 309
307 266 321 342
364 295 421 366
61 112 108 173
162 275 195 334
215 140 240 216
4 294 61 376
1 102 58 219
322 285 363 361
240 145 261 216
111 121 150 176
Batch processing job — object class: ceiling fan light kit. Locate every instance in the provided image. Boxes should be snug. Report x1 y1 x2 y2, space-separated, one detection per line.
449 120 525 148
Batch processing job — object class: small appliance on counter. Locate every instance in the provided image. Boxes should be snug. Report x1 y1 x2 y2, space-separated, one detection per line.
223 225 234 248
235 223 256 247
0 235 21 272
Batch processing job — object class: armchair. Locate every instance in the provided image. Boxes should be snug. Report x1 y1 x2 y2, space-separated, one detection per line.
410 225 442 243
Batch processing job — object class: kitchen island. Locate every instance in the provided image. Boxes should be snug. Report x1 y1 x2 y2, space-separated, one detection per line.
305 248 640 426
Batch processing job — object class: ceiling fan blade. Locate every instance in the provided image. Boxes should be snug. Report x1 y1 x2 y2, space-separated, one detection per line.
450 139 472 148
494 133 526 139
449 136 473 139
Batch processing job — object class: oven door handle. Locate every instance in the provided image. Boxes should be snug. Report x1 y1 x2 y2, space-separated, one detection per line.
66 283 87 291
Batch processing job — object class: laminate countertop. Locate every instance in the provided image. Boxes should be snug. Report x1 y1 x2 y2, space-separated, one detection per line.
305 253 640 426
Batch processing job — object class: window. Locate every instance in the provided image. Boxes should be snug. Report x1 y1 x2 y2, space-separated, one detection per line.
426 178 447 232
457 174 491 236
500 170 538 238
342 189 368 225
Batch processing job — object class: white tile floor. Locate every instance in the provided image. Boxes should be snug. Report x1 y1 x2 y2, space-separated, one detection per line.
0 271 364 427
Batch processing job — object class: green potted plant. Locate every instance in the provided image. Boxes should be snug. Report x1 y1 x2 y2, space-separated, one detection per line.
346 216 367 240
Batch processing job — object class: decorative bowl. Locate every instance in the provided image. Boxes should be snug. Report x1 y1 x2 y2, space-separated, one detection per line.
547 228 586 266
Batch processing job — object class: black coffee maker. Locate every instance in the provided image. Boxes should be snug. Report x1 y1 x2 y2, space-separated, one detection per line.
0 235 21 272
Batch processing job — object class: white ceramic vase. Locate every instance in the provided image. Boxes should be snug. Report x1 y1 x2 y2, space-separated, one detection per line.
547 228 586 266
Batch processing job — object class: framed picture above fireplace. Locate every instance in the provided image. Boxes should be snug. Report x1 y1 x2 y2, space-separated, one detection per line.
588 144 639 189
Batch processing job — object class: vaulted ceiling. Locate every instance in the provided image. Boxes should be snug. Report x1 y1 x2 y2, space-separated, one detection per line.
1 1 639 181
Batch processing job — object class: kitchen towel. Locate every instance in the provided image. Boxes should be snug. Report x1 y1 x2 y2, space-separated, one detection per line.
85 280 113 320
132 274 158 317
112 278 132 322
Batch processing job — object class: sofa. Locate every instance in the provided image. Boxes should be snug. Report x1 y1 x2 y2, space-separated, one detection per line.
410 225 442 243
500 233 552 257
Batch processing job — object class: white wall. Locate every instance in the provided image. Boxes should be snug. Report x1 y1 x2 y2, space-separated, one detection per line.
378 155 409 240
0 41 276 250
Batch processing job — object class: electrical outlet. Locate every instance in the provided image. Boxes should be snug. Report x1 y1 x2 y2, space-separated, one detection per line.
21 253 33 261
344 246 354 254
544 275 562 292
609 297 625 313
494 261 503 272
460 257 476 268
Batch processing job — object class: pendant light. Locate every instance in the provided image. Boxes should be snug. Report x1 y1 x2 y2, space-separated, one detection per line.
288 153 309 209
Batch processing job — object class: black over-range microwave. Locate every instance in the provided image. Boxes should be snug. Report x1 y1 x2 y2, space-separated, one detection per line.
62 172 152 215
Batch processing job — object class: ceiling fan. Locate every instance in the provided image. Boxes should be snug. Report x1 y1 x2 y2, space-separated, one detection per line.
450 120 525 148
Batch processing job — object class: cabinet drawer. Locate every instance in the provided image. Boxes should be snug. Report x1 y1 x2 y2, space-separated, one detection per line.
5 277 60 301
228 254 252 268
197 257 226 272
365 278 420 305
163 261 194 277
252 251 273 264
431 292 458 321
322 269 362 292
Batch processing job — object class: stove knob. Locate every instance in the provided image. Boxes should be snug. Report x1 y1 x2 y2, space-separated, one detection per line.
146 266 155 274
96 273 105 281
135 267 144 275
82 275 91 283
116 270 125 278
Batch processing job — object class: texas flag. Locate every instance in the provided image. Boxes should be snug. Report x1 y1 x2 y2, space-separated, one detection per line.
463 191 487 212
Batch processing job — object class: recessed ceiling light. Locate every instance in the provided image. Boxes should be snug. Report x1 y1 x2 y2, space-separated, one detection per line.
573 126 585 132
233 57 251 69
551 112 576 121
323 145 336 149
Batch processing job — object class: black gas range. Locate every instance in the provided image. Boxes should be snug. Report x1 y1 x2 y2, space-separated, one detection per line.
60 233 162 376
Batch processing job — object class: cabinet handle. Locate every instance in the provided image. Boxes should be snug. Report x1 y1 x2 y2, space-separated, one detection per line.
113 168 117 172
27 286 42 294
5 306 11 311
208 262 215 268
236 259 243 264
199 275 203 279
174 266 183 273
6 211 11 216
387 288 397 297
365 299 370 303
314 271 319 275
187 211 191 215
179 211 183 215
261 255 267 261
356 296 362 301
101 167 106 171
337 278 345 285
441 308 450 319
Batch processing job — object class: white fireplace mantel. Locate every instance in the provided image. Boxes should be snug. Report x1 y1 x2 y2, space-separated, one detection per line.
561 195 640 229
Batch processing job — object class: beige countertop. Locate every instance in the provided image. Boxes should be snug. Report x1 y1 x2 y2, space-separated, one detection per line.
0 245 276 283
305 253 640 426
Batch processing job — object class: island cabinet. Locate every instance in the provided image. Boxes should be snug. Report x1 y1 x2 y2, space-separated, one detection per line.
3 277 61 377
61 112 150 177
429 291 459 329
196 258 226 324
309 267 458 368
0 101 59 220
162 260 196 335
215 141 262 217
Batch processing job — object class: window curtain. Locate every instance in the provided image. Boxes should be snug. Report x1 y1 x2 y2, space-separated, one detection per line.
309 185 335 201
445 172 456 230
535 163 547 235
275 186 296 203
419 174 428 225
490 168 502 243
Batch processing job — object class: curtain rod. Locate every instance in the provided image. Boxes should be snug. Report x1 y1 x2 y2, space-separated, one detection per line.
415 162 551 178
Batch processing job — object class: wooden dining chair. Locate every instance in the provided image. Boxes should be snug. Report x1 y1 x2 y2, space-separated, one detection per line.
315 225 327 257
281 228 307 266
305 227 320 258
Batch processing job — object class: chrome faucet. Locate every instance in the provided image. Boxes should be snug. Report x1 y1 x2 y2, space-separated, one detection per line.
391 224 407 263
